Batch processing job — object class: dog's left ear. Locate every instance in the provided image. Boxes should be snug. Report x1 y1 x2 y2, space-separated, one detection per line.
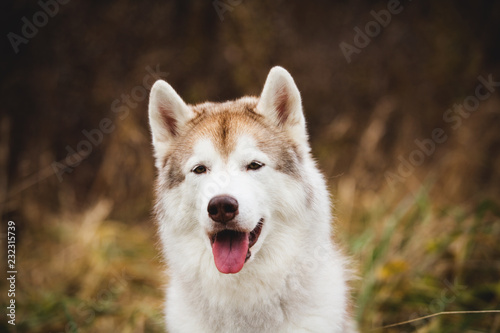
256 66 308 146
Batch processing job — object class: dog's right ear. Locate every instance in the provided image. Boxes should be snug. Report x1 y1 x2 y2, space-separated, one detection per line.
148 80 194 165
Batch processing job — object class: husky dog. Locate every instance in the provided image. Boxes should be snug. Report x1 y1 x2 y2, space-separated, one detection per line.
148 67 354 332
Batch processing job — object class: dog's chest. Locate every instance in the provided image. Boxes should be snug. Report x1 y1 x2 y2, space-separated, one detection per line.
191 274 310 332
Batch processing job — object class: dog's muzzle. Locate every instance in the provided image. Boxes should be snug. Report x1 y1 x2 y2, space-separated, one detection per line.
207 195 264 274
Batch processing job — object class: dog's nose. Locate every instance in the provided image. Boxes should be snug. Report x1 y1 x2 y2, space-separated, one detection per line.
208 195 239 224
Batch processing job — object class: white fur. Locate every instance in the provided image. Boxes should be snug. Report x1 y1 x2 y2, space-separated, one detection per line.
149 67 355 332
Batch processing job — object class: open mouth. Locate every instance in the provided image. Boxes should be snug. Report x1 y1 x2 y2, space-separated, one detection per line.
210 219 264 274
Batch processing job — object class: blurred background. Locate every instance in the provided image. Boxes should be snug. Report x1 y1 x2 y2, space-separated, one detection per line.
1 0 500 332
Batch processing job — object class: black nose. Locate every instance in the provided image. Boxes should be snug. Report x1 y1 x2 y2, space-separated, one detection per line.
208 195 239 224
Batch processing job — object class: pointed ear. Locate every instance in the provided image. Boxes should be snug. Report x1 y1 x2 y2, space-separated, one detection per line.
148 80 194 163
256 66 308 145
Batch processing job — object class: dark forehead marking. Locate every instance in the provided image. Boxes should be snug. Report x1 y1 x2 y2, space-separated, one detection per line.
220 114 229 149
213 112 238 157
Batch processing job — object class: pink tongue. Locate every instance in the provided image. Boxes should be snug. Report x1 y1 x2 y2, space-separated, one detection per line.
212 231 249 274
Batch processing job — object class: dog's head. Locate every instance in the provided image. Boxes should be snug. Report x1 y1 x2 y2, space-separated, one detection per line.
149 67 311 274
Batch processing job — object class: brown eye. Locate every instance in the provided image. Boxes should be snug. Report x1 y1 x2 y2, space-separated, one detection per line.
192 165 207 174
247 161 264 171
